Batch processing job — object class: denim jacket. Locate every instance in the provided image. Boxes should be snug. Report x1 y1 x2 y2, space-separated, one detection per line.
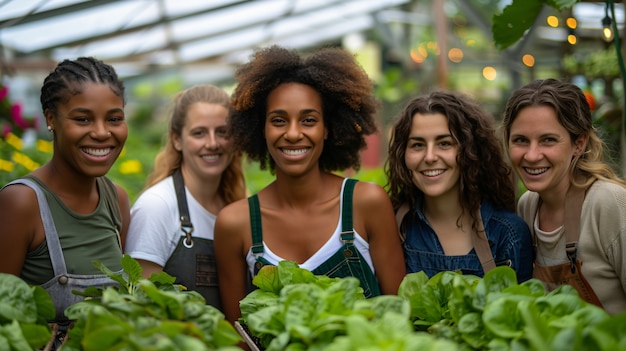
403 199 533 282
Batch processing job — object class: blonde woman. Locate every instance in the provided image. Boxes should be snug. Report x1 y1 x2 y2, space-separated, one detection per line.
125 85 245 310
502 78 626 314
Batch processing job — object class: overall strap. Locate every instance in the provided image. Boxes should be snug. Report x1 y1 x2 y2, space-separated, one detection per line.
471 208 496 273
172 168 194 247
248 194 264 254
4 179 67 276
340 179 358 242
564 184 587 272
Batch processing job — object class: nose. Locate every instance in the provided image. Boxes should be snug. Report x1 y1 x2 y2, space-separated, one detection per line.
205 131 219 150
523 141 543 162
90 121 110 139
284 122 302 141
424 144 438 163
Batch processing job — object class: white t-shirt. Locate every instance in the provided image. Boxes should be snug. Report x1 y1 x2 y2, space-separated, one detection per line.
125 176 217 266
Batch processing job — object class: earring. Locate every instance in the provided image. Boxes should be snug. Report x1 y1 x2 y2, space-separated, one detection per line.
47 126 53 133
107 132 111 137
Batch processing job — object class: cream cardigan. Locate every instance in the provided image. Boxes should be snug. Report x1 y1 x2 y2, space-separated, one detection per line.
517 180 626 315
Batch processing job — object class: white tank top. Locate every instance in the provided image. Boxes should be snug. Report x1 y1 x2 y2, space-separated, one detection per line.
245 178 374 277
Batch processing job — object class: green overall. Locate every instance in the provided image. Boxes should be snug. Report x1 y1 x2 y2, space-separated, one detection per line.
248 178 381 297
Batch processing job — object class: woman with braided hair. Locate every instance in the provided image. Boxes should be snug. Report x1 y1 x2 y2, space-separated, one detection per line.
214 45 405 324
0 57 129 335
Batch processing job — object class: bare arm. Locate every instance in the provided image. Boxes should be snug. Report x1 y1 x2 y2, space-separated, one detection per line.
214 200 251 323
354 182 405 295
136 259 164 279
0 185 39 276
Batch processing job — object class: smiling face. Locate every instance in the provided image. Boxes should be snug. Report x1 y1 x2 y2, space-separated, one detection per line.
47 82 127 178
508 105 586 198
174 102 233 181
265 82 327 177
404 112 460 201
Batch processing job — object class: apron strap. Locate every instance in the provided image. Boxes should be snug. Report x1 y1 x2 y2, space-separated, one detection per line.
248 194 264 254
470 208 496 273
340 179 358 242
172 168 194 247
563 184 587 272
3 179 67 276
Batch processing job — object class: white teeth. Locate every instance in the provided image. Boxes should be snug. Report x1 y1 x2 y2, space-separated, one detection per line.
282 148 308 156
83 148 111 156
422 169 444 177
525 167 548 175
202 155 219 161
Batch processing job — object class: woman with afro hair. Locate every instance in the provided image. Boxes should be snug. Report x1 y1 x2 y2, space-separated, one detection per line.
214 45 405 323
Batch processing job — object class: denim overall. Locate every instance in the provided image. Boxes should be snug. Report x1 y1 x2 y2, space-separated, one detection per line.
248 178 381 297
5 179 121 347
162 169 221 309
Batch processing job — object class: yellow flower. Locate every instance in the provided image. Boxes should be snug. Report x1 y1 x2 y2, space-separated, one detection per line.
119 159 142 175
0 159 14 172
5 133 22 150
36 139 53 154
12 151 39 171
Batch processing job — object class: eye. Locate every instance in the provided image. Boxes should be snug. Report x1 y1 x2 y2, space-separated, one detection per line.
438 140 453 149
108 116 125 123
437 137 456 149
542 137 557 143
216 128 228 137
302 116 318 125
191 129 206 137
408 140 425 149
270 116 286 125
510 136 528 144
74 116 90 123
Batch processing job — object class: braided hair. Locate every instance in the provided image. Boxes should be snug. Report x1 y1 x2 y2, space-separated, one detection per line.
40 57 125 115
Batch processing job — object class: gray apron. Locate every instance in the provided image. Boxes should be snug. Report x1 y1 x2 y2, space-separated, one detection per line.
162 169 222 310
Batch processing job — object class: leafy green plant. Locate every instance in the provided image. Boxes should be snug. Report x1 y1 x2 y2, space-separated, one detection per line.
492 0 579 51
240 261 410 351
62 254 242 351
0 273 55 350
399 267 626 350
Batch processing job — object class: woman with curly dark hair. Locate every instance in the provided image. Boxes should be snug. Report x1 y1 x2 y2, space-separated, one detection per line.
214 45 405 323
386 90 532 282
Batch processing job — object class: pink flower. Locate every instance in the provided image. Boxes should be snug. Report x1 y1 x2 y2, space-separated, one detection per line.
0 86 7 101
11 103 30 129
3 123 11 137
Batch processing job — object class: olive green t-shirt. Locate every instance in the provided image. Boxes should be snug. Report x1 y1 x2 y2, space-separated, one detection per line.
19 176 123 285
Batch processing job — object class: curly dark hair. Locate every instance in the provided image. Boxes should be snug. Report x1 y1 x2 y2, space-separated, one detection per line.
230 45 379 172
385 90 515 233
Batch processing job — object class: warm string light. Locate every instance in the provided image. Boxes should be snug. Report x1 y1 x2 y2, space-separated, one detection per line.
566 16 577 45
602 3 614 42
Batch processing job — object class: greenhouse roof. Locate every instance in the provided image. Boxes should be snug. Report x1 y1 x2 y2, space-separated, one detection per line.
0 0 412 81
